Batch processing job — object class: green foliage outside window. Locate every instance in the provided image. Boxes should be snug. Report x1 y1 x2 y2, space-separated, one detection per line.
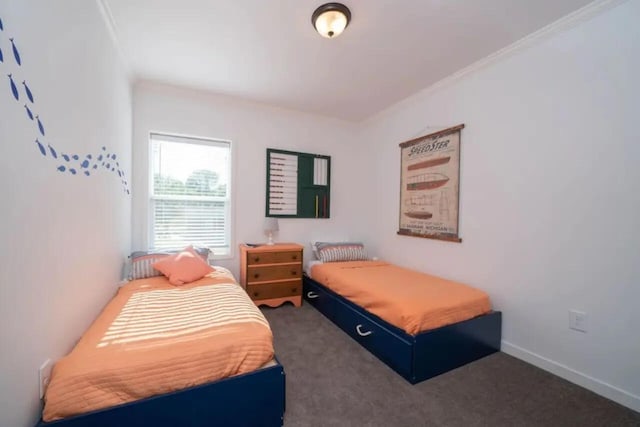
154 169 227 197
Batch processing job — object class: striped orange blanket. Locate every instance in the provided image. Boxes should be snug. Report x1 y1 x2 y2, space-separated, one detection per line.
43 268 274 421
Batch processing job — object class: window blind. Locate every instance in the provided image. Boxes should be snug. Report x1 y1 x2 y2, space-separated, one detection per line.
149 133 231 257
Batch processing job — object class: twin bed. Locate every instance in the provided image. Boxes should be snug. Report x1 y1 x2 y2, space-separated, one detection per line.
304 259 502 384
37 247 501 426
38 267 285 427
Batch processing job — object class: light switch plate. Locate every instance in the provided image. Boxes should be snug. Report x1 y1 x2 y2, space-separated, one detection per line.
569 310 588 333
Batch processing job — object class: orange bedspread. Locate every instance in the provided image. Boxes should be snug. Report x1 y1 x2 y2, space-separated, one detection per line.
43 268 274 422
310 261 491 335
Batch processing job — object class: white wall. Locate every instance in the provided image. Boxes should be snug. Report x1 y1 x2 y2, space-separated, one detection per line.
359 0 640 411
132 82 363 277
0 1 132 426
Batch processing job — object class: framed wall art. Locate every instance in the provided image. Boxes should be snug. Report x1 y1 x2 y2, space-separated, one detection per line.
266 148 330 218
398 124 464 243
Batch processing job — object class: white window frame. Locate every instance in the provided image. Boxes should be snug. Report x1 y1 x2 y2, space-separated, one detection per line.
148 132 233 260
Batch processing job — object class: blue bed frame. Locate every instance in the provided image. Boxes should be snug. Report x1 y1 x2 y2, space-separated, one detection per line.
35 359 285 427
303 275 501 383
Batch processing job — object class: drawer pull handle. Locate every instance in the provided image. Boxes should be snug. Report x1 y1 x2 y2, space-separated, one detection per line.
253 257 260 262
253 292 259 297
254 274 259 279
306 291 319 299
291 270 297 275
356 324 372 337
292 255 297 260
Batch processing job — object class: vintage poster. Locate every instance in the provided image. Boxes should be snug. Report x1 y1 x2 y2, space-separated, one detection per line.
398 124 464 242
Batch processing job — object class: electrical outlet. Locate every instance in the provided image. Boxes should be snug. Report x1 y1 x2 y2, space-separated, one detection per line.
569 310 588 333
39 359 53 399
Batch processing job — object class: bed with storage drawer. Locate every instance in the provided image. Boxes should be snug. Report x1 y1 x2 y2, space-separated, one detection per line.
304 257 502 384
36 262 285 427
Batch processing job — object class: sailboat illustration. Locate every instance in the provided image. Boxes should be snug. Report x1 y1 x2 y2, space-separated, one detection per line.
406 173 449 191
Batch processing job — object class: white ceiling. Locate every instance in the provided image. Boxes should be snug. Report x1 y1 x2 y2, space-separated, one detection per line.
103 0 595 121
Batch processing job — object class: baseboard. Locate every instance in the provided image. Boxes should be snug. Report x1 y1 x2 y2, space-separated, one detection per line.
501 341 640 413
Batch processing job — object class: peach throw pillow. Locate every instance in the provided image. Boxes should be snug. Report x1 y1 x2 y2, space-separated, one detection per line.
152 246 214 285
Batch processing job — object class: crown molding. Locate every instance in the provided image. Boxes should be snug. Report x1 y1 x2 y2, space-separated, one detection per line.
365 0 630 124
95 0 133 80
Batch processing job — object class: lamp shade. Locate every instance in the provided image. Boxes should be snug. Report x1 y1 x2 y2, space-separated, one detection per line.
312 3 351 38
263 217 279 233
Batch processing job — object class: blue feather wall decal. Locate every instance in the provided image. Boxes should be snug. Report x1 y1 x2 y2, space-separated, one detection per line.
69 168 77 175
84 171 90 176
36 115 45 135
57 166 66 172
24 104 34 120
8 74 19 100
81 160 89 168
22 81 34 103
10 38 21 65
0 46 3 63
48 145 57 158
62 154 70 162
0 17 3 31
35 139 46 156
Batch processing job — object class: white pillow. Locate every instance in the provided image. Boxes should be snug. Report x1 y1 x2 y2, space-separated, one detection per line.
310 242 320 259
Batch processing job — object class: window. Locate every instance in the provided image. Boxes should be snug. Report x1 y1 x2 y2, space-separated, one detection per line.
149 133 231 258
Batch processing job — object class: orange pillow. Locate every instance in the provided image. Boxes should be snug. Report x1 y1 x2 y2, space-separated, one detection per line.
152 246 214 285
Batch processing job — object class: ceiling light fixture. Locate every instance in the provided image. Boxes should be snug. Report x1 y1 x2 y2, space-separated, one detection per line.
312 3 351 39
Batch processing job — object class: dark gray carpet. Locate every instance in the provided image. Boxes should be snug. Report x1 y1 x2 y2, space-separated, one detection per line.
261 304 640 427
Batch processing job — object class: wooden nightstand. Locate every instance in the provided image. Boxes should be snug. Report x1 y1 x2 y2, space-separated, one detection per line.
239 243 303 308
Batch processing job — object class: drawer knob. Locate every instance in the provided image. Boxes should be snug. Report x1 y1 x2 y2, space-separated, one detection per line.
292 288 297 293
292 255 297 260
306 291 319 299
356 324 373 337
253 257 260 262
291 270 297 275
254 273 259 279
253 292 259 297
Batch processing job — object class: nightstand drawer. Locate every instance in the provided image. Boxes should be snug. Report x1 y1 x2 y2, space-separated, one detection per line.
247 250 301 266
247 264 302 283
239 243 304 308
247 281 302 300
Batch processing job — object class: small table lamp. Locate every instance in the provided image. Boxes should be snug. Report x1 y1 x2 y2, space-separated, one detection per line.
263 217 279 245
